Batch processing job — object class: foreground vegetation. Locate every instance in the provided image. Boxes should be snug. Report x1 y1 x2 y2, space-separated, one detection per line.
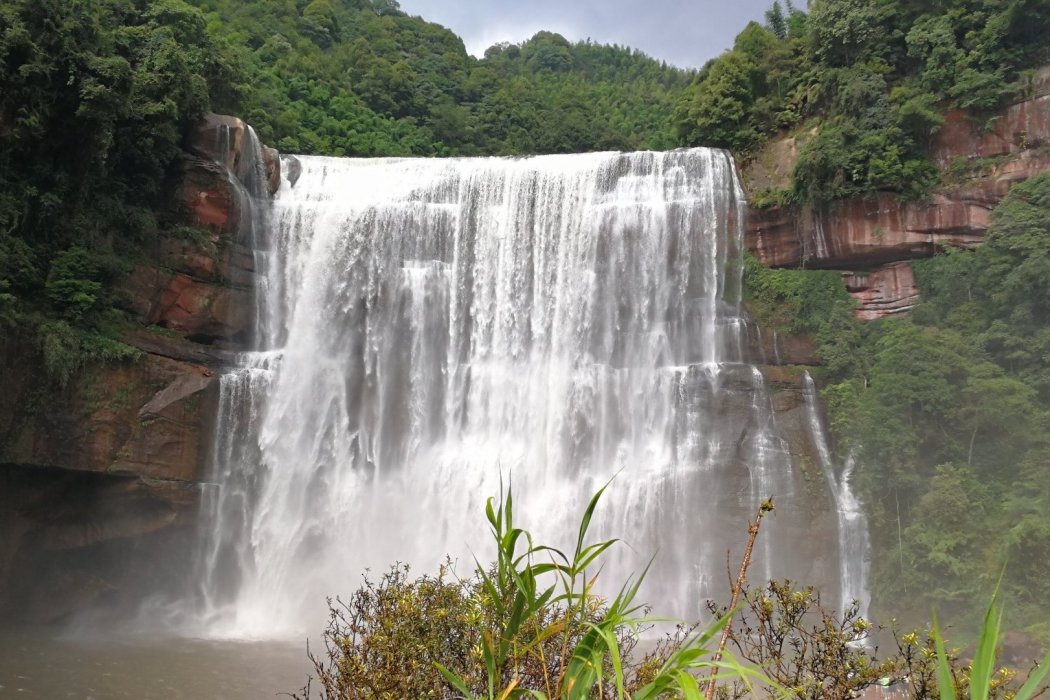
295 485 1049 699
296 484 770 699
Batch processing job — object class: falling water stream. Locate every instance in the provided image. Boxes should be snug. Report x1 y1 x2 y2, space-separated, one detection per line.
802 372 871 619
190 148 864 638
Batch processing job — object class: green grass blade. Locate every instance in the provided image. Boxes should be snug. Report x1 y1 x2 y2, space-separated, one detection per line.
932 614 957 700
486 496 499 532
505 483 513 532
1015 649 1050 700
573 479 611 560
970 595 1003 700
597 625 626 699
436 662 475 699
573 539 619 573
676 671 702 700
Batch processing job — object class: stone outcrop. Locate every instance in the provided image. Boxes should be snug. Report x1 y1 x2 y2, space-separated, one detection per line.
842 261 919 321
748 193 987 270
743 67 1050 320
190 113 281 197
0 341 216 481
739 320 820 366
930 67 1050 167
120 240 255 344
283 154 303 188
173 155 241 233
0 112 275 621
0 335 217 618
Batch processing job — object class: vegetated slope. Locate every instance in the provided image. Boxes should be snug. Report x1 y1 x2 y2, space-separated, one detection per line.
187 0 693 156
743 175 1050 645
0 0 237 374
839 176 1050 643
675 0 1050 204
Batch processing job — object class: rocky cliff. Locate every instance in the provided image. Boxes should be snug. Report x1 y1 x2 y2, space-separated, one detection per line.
0 114 276 621
744 67 1050 320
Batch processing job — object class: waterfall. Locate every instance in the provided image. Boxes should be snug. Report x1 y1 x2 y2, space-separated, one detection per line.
194 149 859 637
801 372 871 620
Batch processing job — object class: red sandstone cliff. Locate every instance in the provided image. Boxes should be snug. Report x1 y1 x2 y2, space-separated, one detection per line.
744 67 1050 321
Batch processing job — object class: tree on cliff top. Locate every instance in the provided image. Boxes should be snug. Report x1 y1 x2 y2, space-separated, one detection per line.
675 0 1050 204
0 0 235 371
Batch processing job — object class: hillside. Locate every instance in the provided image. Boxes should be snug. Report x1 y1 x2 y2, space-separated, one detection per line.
189 0 692 156
0 0 692 382
675 0 1050 205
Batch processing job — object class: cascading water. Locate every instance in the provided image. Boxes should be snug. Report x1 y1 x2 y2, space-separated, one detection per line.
802 371 871 619
194 148 860 637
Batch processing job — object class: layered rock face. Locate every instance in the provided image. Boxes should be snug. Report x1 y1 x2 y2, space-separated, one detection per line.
745 67 1050 320
0 114 274 621
842 262 919 322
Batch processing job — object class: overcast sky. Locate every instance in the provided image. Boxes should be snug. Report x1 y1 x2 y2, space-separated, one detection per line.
396 0 773 69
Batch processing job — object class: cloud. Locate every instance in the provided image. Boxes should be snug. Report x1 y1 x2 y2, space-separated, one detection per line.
397 0 773 68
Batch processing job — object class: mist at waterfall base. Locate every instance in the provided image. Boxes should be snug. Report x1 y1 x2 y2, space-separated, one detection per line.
182 147 869 640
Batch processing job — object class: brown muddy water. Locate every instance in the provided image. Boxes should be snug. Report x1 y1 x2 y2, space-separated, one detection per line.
0 628 314 699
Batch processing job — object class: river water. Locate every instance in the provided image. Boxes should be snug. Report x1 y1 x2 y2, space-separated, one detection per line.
0 628 309 699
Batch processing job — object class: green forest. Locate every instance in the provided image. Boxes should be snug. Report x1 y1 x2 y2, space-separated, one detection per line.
713 0 1050 642
0 0 689 378
678 0 1050 203
196 0 690 156
4 0 1050 649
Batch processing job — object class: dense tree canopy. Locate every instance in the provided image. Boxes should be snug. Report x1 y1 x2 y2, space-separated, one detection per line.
187 0 691 157
0 0 236 376
676 0 1050 203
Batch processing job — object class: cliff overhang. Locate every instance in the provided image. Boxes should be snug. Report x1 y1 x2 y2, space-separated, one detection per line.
743 67 1050 321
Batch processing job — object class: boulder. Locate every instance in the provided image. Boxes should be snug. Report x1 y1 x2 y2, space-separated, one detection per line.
189 113 250 172
283 154 303 188
263 146 282 195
